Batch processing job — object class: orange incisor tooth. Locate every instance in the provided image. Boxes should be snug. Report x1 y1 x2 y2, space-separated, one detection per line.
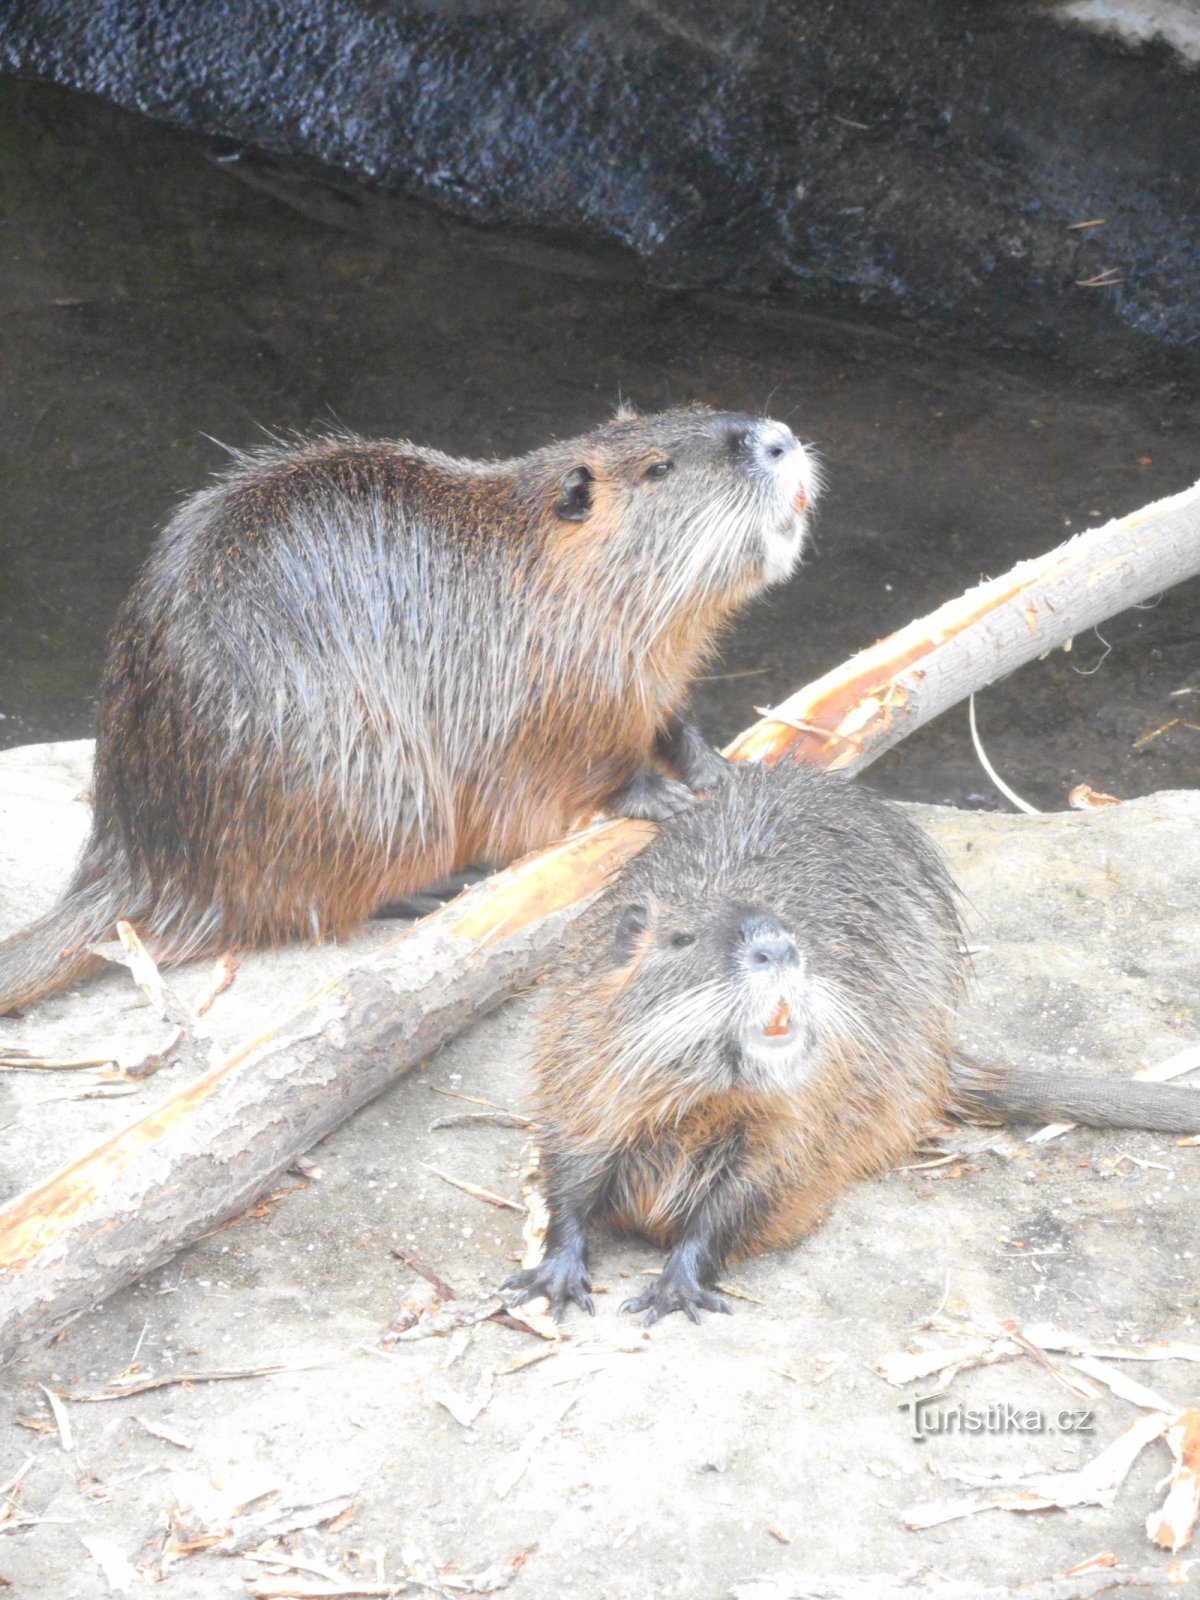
764 1001 790 1037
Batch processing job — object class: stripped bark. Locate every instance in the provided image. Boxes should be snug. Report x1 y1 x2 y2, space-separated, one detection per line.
0 821 653 1358
725 477 1200 769
2 481 1199 1360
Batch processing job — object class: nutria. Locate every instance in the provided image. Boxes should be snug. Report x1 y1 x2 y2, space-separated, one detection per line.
502 762 1200 1325
0 406 819 1012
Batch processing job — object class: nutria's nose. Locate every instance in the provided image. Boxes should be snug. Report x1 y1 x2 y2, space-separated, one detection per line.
742 913 800 970
753 420 799 466
729 419 800 472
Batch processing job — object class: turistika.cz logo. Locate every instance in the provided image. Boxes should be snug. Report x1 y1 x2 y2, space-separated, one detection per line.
899 1394 1097 1442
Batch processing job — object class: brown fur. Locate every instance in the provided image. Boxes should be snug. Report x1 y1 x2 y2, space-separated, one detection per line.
504 761 1200 1325
0 408 815 1012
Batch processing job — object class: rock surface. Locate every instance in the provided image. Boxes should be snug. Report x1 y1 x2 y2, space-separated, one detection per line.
4 1 1199 366
1 740 1197 1597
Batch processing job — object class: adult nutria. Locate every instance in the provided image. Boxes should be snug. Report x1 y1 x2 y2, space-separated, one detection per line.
503 762 1200 1325
0 406 819 1013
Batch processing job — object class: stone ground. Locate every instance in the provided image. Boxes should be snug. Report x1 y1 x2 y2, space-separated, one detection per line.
0 742 1197 1599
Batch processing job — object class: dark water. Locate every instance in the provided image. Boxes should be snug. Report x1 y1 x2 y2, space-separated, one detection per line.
2 79 1198 810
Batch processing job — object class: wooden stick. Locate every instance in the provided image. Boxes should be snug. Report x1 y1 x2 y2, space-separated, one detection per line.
2 482 1198 1360
0 820 653 1357
725 478 1200 769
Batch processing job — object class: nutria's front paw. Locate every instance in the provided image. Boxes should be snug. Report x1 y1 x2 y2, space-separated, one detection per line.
502 1255 595 1322
608 769 695 823
679 742 732 793
618 1266 731 1327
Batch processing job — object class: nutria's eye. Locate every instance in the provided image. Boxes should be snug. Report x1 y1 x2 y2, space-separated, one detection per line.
643 459 674 482
669 931 695 949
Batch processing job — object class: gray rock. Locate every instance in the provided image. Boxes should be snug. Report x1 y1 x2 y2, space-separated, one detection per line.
3 2 1198 367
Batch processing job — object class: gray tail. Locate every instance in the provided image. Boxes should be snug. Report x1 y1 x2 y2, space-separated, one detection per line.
0 881 119 1013
950 1057 1200 1135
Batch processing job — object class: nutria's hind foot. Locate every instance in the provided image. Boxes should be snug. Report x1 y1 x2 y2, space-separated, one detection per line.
618 1260 732 1327
608 769 695 824
502 1254 595 1322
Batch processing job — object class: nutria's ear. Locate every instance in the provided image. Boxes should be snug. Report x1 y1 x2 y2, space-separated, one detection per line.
556 464 594 522
609 901 652 967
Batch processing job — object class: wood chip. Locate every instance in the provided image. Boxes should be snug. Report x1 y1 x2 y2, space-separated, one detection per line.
430 1110 535 1131
132 1414 195 1449
425 1166 526 1213
714 1281 764 1305
38 1384 73 1451
1067 784 1121 809
193 952 237 1016
427 1086 518 1113
0 1051 118 1072
0 1459 34 1528
903 1408 1178 1529
519 1152 549 1269
1134 1044 1200 1084
65 1360 328 1401
391 1250 457 1301
112 919 172 1016
1132 717 1181 750
385 1288 560 1345
871 1338 1011 1387
1002 1321 1098 1401
240 1551 349 1582
897 1151 964 1171
220 1493 357 1555
877 1318 1200 1392
501 1346 556 1375
1146 1407 1200 1552
1068 1356 1175 1414
1025 1326 1200 1366
432 1368 495 1428
81 1534 138 1593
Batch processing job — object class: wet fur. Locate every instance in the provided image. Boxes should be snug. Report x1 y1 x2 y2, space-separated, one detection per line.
528 763 964 1264
517 761 1200 1321
0 408 814 1010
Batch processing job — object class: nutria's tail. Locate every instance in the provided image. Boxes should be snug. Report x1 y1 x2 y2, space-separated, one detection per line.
950 1057 1200 1135
0 881 120 1013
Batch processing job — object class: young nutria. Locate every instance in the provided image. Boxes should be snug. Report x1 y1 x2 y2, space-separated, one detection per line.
503 762 1200 1325
0 406 818 1013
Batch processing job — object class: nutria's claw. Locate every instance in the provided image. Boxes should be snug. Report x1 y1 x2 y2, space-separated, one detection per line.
501 1258 595 1321
618 1272 732 1327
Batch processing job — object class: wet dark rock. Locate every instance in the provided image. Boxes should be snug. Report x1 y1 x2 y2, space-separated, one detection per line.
3 0 1198 366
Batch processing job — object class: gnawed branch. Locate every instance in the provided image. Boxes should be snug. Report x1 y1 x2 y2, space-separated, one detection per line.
725 477 1200 769
0 821 653 1355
